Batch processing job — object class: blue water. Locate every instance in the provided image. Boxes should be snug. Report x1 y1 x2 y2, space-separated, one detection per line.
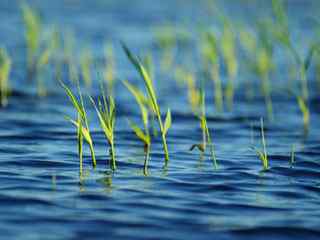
0 1 320 239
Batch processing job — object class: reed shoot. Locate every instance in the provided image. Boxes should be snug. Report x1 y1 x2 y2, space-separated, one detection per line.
254 118 269 170
61 81 97 168
123 80 151 175
122 44 172 165
90 85 116 170
190 87 218 169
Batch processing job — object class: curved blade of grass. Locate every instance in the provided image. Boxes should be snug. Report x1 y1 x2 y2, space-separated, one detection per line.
297 96 309 134
60 81 85 120
128 119 150 145
252 146 268 170
90 96 113 143
122 43 159 115
163 108 171 135
122 80 148 105
65 116 93 146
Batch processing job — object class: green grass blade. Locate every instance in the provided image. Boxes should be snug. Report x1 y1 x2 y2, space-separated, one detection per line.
60 81 85 119
128 119 150 145
89 96 112 142
260 118 269 170
163 108 171 135
122 43 159 114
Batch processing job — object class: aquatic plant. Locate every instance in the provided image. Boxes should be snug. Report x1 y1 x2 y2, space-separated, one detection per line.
190 87 218 169
61 81 97 172
142 52 154 82
122 44 172 165
141 52 159 137
22 3 41 77
123 80 151 175
253 118 268 170
90 84 116 170
0 48 11 107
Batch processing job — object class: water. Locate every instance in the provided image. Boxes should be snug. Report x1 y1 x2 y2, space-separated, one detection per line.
0 1 320 239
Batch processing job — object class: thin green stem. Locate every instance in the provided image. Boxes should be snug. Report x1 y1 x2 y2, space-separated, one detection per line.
260 118 268 170
110 141 116 170
89 143 96 168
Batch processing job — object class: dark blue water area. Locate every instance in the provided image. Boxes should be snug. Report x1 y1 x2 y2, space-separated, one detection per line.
0 0 320 239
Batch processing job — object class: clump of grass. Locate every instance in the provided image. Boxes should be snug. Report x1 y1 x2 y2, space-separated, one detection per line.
0 48 11 107
90 84 116 170
22 3 41 77
60 81 96 176
190 87 218 169
122 44 172 165
253 118 269 170
142 51 154 82
297 96 310 136
123 80 151 175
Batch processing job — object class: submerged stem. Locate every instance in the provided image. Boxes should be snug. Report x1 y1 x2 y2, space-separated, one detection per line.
260 118 268 170
144 144 150 176
89 143 96 168
109 141 116 170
